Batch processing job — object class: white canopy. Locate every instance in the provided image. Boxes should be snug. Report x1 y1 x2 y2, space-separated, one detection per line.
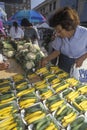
37 22 53 29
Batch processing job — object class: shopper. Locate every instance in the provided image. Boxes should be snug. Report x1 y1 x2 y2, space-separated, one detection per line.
40 6 87 73
21 18 40 45
9 21 24 40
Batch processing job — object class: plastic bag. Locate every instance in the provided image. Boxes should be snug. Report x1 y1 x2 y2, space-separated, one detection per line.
70 59 87 82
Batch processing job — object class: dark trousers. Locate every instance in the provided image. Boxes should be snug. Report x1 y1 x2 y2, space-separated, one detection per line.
58 54 75 73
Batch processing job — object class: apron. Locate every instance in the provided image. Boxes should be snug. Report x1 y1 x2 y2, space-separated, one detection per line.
58 53 75 73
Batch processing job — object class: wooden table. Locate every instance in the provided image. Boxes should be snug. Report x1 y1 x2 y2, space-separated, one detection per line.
0 58 24 79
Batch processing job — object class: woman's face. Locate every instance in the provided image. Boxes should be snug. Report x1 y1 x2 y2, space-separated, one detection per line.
55 25 74 38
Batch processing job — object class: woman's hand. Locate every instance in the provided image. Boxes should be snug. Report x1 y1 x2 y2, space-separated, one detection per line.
39 58 48 67
39 51 60 68
75 55 86 67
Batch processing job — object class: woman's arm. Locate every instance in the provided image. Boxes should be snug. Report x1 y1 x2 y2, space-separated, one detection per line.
75 53 87 67
40 50 60 67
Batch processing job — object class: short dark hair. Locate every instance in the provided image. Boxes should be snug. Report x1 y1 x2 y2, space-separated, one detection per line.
49 6 80 31
13 21 18 32
13 21 18 27
21 18 30 27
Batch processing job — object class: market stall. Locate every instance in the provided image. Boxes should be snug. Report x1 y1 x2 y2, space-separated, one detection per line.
0 40 87 130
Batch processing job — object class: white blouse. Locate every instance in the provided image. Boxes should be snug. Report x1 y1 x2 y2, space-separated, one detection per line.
10 26 24 39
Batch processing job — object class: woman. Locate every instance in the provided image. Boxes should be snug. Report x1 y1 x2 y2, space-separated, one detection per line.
9 21 24 40
40 6 87 73
21 18 39 44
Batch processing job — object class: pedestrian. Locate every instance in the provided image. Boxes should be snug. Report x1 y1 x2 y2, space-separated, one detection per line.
21 18 40 45
40 6 87 73
9 21 24 40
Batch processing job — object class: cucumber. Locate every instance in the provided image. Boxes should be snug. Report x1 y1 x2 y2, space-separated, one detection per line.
21 95 36 99
25 104 41 113
0 93 12 100
0 82 10 87
63 89 72 97
56 115 64 121
48 99 61 106
79 122 87 130
48 77 56 82
21 92 35 98
36 120 50 130
36 118 48 130
72 102 81 112
47 95 60 102
66 108 73 115
17 85 28 91
40 88 48 93
58 107 68 117
75 96 83 104
72 122 83 130
71 117 84 128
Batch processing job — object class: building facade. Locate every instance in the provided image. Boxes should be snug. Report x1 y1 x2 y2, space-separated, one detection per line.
0 0 31 18
78 0 87 26
34 0 87 26
33 0 60 21
34 0 77 21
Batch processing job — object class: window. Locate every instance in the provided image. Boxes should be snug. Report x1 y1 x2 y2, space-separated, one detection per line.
4 0 21 3
23 0 26 3
49 3 52 11
53 1 56 10
43 7 45 13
